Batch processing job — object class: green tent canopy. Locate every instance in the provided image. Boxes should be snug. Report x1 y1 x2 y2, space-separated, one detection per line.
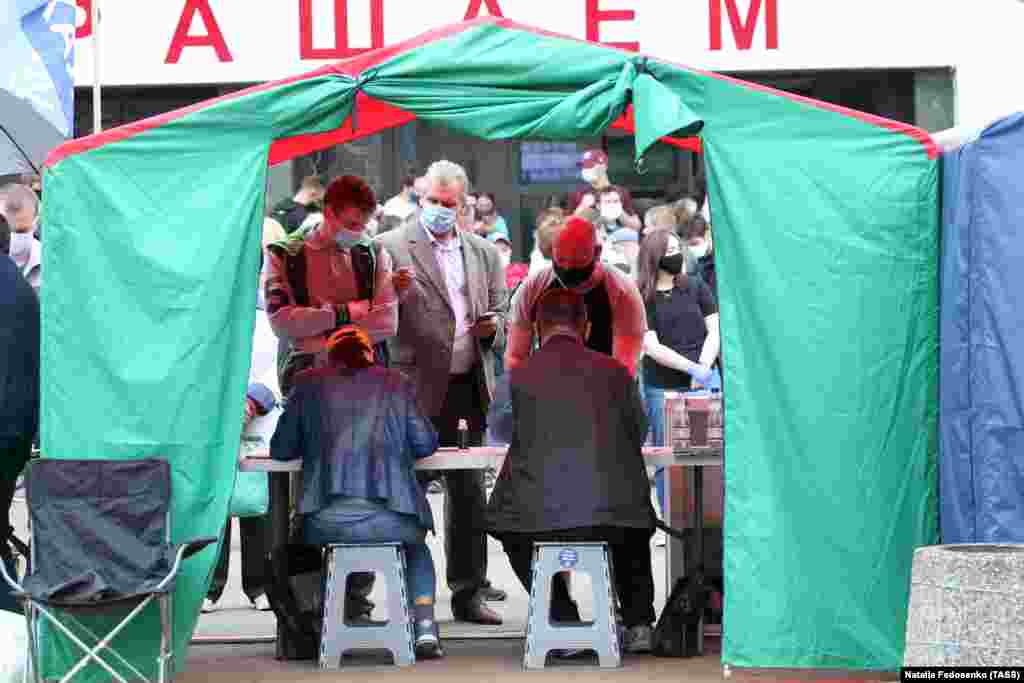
39 16 939 680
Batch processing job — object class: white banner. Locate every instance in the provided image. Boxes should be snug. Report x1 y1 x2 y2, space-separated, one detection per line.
71 0 964 87
68 0 1024 127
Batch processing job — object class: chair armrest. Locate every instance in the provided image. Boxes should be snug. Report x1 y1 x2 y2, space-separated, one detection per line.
180 537 219 560
0 552 23 593
154 537 219 592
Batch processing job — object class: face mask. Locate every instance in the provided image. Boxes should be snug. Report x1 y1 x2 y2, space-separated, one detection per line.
659 253 685 276
334 226 365 250
688 241 709 260
600 204 623 222
581 168 598 184
553 259 597 290
8 232 33 265
421 204 457 235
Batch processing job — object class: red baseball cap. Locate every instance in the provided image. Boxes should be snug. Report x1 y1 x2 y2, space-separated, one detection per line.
578 149 608 169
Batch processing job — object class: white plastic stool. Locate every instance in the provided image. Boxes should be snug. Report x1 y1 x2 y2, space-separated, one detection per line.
319 543 415 668
523 542 622 669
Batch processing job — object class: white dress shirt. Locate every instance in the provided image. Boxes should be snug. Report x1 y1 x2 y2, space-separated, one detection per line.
427 229 478 374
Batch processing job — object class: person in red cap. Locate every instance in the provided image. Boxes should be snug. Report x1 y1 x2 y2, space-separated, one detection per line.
566 149 642 232
505 215 646 377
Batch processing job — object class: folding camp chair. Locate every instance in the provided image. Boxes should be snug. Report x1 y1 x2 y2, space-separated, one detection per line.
0 458 216 683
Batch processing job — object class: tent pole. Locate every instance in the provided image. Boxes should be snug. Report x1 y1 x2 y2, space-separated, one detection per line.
92 0 101 134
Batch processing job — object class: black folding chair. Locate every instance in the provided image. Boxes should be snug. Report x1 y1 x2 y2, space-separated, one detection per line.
0 458 216 683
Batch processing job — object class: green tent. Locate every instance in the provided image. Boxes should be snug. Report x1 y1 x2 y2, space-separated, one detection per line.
39 17 939 680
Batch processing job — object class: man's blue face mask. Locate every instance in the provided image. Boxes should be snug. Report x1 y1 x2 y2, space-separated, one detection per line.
421 204 457 235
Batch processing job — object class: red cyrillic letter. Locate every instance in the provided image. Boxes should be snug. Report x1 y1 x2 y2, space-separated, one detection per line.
464 0 505 19
165 0 233 63
299 0 385 60
586 0 639 52
710 0 778 51
75 0 91 39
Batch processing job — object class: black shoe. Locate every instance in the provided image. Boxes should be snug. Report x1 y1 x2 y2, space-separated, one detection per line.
451 595 502 625
345 595 375 620
413 620 444 660
479 581 507 602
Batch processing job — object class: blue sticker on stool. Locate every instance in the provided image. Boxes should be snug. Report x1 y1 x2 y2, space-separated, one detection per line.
558 549 578 568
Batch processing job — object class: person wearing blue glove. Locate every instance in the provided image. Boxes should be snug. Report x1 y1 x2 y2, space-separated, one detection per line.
635 229 720 516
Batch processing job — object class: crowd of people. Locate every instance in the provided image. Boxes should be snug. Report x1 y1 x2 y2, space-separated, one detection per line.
255 150 720 660
0 148 722 661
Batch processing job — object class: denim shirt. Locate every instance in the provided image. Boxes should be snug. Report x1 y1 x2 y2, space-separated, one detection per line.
271 365 439 530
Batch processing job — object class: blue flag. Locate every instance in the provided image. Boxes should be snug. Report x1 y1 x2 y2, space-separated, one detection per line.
1 0 77 174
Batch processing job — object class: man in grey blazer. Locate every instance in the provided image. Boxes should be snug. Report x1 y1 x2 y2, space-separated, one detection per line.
376 160 509 625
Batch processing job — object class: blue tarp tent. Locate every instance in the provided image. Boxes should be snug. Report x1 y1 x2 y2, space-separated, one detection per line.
939 112 1024 543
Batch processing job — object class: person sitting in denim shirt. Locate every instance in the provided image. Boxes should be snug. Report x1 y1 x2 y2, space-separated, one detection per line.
271 325 444 660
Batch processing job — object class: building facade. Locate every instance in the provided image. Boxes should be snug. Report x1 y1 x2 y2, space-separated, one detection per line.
66 0 1010 254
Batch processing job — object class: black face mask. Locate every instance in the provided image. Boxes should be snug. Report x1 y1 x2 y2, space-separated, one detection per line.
554 260 596 289
659 253 684 275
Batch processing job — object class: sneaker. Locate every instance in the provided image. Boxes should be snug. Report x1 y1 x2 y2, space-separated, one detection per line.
201 599 218 613
252 594 272 611
413 620 444 660
622 624 653 654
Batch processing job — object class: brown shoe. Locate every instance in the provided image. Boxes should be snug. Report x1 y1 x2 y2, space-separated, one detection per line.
451 596 502 625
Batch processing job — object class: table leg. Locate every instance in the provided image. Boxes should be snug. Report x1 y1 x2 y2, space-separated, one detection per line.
691 466 705 656
268 471 289 656
665 466 688 599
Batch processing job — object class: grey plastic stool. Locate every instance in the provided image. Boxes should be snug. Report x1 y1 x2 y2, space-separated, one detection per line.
319 543 415 668
523 542 622 669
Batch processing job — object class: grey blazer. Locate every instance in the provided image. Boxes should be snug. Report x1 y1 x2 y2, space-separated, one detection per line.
375 217 508 418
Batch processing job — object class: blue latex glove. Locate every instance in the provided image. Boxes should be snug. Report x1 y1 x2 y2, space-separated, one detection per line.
689 362 714 387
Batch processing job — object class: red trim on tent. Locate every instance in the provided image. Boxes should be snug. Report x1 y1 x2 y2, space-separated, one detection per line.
268 94 415 166
45 16 933 167
484 18 937 158
45 20 482 167
610 105 703 154
684 67 939 159
46 63 337 166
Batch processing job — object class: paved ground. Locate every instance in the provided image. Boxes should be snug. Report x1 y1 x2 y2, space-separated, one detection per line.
193 485 672 641
9 481 896 682
181 638 726 682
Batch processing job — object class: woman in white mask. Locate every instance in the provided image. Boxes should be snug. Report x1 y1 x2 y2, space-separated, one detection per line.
0 184 42 291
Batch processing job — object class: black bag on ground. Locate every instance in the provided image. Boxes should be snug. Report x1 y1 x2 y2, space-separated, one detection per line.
651 520 709 658
652 572 708 658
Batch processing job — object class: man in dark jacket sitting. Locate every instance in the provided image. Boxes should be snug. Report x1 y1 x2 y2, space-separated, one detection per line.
0 214 40 613
486 288 657 653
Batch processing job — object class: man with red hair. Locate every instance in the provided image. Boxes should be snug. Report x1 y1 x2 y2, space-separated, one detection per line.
505 216 646 376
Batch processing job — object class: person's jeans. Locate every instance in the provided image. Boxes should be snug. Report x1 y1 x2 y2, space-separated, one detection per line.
496 526 657 628
303 508 436 602
209 515 268 603
642 383 670 515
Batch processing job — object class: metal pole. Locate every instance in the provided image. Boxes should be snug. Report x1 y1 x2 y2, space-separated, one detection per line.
92 0 101 134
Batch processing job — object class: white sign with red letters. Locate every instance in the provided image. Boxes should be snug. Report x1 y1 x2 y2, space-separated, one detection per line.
68 0 1023 128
